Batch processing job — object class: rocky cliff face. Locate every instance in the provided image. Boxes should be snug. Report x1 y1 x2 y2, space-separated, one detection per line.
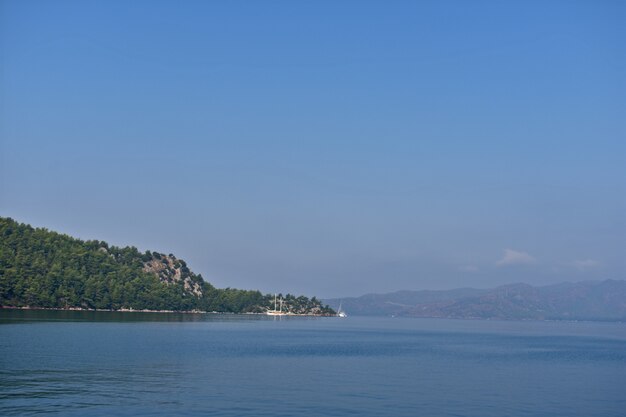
142 253 203 297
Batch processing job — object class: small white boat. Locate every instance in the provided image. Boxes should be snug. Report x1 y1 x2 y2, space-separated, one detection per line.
337 301 347 318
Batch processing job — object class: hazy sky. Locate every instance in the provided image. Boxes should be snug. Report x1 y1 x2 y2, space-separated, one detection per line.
1 0 624 298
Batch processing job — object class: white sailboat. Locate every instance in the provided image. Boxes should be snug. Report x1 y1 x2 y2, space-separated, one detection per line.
337 301 347 318
266 294 288 316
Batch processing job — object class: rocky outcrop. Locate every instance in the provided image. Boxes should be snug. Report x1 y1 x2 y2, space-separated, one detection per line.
142 253 203 297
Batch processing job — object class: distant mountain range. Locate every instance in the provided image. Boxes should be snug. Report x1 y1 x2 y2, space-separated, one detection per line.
324 280 626 321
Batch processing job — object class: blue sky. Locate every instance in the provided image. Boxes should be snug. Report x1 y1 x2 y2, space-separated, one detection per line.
1 0 624 297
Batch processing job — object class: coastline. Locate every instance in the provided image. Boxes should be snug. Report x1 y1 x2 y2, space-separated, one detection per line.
0 306 335 317
1 306 210 314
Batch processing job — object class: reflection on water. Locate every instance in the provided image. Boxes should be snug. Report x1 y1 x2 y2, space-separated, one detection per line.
1 310 625 417
0 309 248 323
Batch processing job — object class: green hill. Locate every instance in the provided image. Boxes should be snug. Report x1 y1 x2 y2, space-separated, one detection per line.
0 217 334 315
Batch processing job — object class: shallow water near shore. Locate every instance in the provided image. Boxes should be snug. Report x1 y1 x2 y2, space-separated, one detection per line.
1 309 625 416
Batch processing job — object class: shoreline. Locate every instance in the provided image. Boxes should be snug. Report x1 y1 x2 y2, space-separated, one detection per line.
0 306 335 317
1 306 210 314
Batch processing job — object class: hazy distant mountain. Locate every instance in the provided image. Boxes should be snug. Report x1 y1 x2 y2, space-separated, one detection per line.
324 288 488 316
324 280 626 321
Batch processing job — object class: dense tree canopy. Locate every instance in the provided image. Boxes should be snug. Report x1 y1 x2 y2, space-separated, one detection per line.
0 217 334 315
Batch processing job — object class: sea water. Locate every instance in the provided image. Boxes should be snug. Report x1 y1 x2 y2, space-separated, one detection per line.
1 310 625 416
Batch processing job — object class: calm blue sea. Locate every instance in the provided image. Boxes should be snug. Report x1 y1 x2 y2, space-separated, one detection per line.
1 310 625 417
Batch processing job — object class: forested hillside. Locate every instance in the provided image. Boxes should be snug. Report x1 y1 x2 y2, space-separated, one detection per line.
0 217 334 315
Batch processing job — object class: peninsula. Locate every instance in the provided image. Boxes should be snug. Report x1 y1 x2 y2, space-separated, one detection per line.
0 217 335 316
